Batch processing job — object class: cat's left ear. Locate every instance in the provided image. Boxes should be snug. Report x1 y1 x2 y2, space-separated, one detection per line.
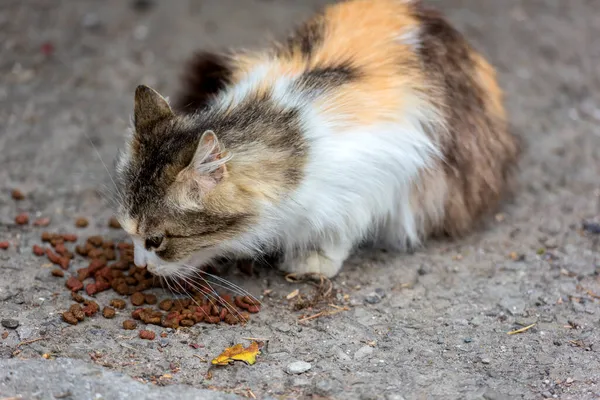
134 85 174 130
176 130 229 193
190 130 229 182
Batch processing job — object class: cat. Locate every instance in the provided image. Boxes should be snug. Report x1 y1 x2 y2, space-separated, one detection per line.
115 0 520 279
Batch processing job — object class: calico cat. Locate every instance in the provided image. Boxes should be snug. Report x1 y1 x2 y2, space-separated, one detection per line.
115 0 520 279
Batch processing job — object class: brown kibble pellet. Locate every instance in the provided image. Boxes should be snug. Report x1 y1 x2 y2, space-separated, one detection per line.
144 294 157 305
131 292 145 306
242 295 260 306
219 307 228 320
62 233 77 242
54 242 67 256
75 245 88 256
46 248 69 269
110 299 126 309
123 320 137 330
15 213 29 225
108 217 121 229
75 217 89 228
2 331 8 339
104 249 116 261
71 291 85 303
131 308 144 320
102 240 115 249
204 315 221 324
41 232 53 242
69 304 85 321
115 283 130 296
158 299 173 311
66 277 83 292
102 307 116 319
224 314 239 325
62 311 78 325
33 245 45 256
51 269 64 277
11 189 25 200
87 235 103 247
247 305 260 313
0 242 9 250
234 296 250 310
117 242 133 250
88 248 104 259
125 276 137 285
85 283 97 296
139 330 155 340
82 301 99 317
180 319 195 327
33 217 51 227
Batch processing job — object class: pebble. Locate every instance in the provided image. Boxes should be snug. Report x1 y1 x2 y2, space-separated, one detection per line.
159 338 169 348
81 13 101 29
334 347 352 363
481 358 491 364
463 337 473 343
582 221 600 234
313 379 339 396
291 378 311 387
364 288 385 304
354 345 374 361
1 319 19 329
285 360 312 374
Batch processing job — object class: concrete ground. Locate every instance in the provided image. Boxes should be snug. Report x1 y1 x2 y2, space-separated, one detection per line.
1 0 600 399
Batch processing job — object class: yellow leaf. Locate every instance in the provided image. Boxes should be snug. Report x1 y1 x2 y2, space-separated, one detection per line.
211 341 261 366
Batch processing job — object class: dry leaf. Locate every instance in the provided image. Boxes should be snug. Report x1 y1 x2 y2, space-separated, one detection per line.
286 289 299 300
211 341 261 366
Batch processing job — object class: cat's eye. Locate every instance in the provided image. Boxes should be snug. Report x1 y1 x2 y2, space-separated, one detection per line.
145 235 164 250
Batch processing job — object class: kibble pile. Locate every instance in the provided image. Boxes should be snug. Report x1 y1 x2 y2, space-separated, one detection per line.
2 195 260 340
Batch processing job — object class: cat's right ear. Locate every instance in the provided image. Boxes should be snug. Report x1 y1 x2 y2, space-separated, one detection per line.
133 85 174 131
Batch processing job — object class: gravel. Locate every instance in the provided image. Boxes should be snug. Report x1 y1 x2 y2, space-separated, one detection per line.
1 319 19 329
285 360 312 374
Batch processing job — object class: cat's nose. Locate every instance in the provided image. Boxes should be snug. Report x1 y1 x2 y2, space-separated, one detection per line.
133 242 147 267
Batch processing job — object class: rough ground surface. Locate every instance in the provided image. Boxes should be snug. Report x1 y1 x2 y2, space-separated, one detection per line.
1 0 599 399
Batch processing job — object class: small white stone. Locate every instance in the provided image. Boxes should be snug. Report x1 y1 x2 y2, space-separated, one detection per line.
354 345 374 361
285 361 312 374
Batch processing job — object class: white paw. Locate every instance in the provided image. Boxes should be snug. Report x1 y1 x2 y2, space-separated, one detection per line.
280 251 343 278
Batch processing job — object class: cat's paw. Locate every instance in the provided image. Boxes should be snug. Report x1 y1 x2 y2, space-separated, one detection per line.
280 251 343 278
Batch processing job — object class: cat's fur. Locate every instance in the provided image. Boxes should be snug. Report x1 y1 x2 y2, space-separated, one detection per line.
115 0 520 278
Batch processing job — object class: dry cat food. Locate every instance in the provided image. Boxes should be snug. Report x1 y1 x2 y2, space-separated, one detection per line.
33 217 51 227
139 330 155 340
15 213 29 225
123 319 137 330
0 242 9 250
102 307 116 319
11 189 25 200
22 217 261 332
75 217 89 228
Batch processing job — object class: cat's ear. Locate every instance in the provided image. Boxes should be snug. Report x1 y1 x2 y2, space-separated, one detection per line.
134 85 173 130
176 130 229 193
190 130 229 182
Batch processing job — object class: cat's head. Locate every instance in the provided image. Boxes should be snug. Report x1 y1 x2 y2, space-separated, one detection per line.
114 85 259 277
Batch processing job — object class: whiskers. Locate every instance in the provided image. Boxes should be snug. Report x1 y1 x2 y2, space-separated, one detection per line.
155 263 260 322
81 126 127 211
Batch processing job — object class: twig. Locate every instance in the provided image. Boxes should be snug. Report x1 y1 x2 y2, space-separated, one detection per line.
241 337 269 342
298 306 349 323
16 337 46 347
507 323 536 335
586 289 600 299
247 389 257 399
193 354 207 362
